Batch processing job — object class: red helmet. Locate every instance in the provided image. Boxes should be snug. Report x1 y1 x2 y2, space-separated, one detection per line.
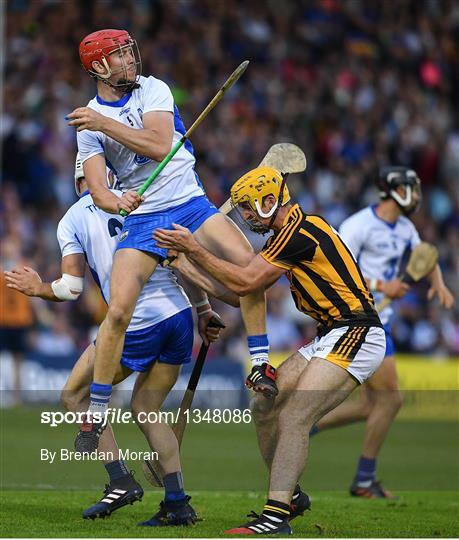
79 29 141 90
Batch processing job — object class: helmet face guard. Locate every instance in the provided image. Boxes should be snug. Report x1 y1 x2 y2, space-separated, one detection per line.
230 166 290 234
74 152 119 197
79 29 142 93
377 166 422 216
232 203 272 235
74 153 85 196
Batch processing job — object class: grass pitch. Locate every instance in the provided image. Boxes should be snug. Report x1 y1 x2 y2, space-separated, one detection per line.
1 490 457 537
1 406 458 537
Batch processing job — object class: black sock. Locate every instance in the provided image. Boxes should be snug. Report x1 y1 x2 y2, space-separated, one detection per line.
105 460 130 482
163 471 186 502
263 499 290 520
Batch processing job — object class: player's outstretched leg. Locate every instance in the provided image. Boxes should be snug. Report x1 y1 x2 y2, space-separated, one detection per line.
76 249 158 452
349 355 401 499
130 361 198 526
61 344 144 519
227 358 357 535
251 354 311 521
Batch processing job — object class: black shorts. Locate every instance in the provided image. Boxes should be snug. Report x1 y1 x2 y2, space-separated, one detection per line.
0 328 30 354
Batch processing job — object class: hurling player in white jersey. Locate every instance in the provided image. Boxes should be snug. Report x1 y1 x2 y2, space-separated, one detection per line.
4 156 224 526
313 166 454 498
66 29 275 441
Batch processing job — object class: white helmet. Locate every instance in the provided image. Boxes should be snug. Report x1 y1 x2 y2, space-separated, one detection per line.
74 152 119 196
74 153 85 195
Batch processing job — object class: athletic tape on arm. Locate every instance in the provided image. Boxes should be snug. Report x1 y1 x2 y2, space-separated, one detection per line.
51 274 84 301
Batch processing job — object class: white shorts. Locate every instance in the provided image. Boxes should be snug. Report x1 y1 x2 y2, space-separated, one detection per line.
298 325 386 384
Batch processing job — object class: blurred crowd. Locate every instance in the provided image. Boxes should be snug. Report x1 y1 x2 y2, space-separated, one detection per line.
2 0 459 365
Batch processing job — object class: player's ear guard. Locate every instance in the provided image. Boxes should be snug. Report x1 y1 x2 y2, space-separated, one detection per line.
51 274 84 301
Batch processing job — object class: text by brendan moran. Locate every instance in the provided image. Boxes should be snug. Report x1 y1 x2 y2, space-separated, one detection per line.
40 448 159 464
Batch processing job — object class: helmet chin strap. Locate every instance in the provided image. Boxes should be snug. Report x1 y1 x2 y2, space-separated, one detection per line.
389 185 418 215
266 173 288 230
93 53 140 92
99 57 113 79
390 185 412 207
254 199 278 218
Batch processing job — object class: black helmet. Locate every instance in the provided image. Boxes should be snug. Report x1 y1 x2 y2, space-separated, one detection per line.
377 166 422 215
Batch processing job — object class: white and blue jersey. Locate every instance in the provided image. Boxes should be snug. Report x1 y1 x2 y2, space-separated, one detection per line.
56 190 193 370
76 75 219 260
77 75 205 214
339 204 421 332
57 190 191 330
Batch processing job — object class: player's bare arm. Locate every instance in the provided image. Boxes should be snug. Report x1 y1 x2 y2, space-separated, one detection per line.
4 253 85 302
154 223 285 296
427 264 454 308
171 252 240 307
365 277 410 299
179 273 223 346
83 154 143 214
67 108 173 162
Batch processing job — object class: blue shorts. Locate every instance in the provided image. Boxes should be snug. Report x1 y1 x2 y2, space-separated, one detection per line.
383 324 395 356
120 308 193 372
117 195 219 260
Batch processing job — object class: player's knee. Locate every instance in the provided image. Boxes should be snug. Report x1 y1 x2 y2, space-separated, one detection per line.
374 387 403 413
130 397 142 420
278 402 311 432
60 390 73 411
107 304 131 331
130 396 156 423
251 394 276 422
60 388 85 412
392 390 404 412
359 400 373 420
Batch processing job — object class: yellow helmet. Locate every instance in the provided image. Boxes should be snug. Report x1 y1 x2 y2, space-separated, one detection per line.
230 166 290 219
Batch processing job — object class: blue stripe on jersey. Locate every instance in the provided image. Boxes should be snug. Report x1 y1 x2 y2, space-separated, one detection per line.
74 232 108 304
193 170 204 191
173 104 194 155
74 233 83 248
87 263 107 304
97 138 119 178
105 157 119 177
173 105 204 191
96 92 132 107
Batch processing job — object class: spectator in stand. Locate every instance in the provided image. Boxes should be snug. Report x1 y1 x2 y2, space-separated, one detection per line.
0 239 34 404
2 0 458 360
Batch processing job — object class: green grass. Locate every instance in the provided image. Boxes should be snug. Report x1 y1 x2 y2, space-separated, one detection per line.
0 490 457 537
1 407 458 537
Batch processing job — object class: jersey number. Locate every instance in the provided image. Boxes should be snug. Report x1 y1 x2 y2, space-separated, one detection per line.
383 256 399 281
107 218 123 237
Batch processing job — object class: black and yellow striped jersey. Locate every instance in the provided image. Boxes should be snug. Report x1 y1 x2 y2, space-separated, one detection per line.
261 204 381 331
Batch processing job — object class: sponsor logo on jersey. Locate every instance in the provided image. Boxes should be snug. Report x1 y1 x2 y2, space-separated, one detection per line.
134 154 152 165
119 107 131 116
120 230 129 241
